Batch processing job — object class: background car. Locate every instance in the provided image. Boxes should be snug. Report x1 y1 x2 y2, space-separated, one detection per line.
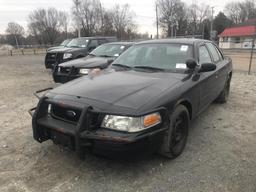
44 36 117 69
46 39 72 52
52 42 134 83
31 39 232 159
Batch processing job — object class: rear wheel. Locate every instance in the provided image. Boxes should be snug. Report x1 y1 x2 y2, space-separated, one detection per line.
216 75 231 103
159 105 189 159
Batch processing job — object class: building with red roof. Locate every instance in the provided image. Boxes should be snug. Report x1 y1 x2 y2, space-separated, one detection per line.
219 19 256 49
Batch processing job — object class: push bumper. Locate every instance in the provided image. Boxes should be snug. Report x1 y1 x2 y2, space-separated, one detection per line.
52 66 81 83
29 96 169 159
53 73 81 83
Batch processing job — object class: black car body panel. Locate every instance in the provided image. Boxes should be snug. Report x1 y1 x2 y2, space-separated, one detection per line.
45 36 117 69
46 39 72 52
32 38 232 158
52 42 133 83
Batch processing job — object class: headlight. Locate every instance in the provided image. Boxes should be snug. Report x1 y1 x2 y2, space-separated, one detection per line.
101 112 161 132
79 68 90 75
63 53 72 59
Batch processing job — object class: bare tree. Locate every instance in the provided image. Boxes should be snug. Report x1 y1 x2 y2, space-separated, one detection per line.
28 8 66 44
5 22 25 48
188 3 210 35
225 0 256 24
225 2 243 24
72 0 103 36
111 4 137 39
156 0 187 37
97 10 115 35
59 11 69 38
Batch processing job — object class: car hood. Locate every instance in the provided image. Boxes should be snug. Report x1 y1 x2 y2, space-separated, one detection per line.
59 56 113 69
48 47 85 53
49 70 185 111
47 46 64 52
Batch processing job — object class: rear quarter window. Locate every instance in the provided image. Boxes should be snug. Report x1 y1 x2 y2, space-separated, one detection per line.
206 43 222 62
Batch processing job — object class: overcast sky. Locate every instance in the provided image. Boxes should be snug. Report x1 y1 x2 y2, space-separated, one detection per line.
0 0 233 35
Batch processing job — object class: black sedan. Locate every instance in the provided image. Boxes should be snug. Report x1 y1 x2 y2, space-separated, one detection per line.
52 42 133 83
30 39 232 159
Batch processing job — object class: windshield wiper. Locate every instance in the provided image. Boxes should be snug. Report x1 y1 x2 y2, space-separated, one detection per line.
133 66 165 72
112 63 132 69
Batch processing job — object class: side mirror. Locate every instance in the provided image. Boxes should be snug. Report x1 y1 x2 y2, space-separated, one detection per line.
186 59 197 70
199 63 216 72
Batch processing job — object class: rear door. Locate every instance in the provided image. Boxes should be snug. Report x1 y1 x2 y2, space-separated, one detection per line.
205 43 229 97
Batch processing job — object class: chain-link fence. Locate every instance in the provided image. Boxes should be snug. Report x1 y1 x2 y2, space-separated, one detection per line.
217 39 256 74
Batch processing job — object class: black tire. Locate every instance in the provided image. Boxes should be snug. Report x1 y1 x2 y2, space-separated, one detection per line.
216 75 231 103
158 105 189 159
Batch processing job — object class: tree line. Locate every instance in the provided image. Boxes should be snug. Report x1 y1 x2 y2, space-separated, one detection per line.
156 0 256 39
1 0 256 47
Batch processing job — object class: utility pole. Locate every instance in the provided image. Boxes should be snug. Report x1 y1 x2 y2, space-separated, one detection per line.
248 35 255 75
75 0 81 38
248 23 256 75
210 6 214 40
156 4 159 39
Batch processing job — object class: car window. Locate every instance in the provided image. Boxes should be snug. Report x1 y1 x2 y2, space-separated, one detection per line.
66 38 89 48
89 40 98 48
98 39 108 45
60 39 71 46
206 43 221 62
90 44 128 57
113 43 193 71
199 45 212 64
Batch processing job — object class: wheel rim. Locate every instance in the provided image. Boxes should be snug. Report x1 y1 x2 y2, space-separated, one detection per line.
170 113 188 154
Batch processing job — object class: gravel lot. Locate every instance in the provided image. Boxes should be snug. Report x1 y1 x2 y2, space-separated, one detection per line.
0 55 256 192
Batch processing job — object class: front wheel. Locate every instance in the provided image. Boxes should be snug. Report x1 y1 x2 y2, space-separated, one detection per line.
158 105 189 159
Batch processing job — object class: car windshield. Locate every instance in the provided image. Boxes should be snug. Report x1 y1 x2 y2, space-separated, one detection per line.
60 39 71 46
90 44 129 57
66 38 89 48
112 43 193 71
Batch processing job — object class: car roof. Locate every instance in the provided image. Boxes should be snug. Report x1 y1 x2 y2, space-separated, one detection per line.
104 42 134 46
76 36 117 40
135 38 213 45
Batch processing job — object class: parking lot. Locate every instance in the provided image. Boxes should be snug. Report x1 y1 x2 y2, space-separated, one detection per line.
0 55 256 192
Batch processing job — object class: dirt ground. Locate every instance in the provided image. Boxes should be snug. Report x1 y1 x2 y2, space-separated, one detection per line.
0 55 256 192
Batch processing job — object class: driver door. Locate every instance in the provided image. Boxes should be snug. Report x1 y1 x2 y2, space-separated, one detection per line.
198 44 217 113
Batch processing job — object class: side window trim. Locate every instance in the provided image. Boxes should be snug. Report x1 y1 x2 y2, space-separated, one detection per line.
206 43 221 63
213 43 224 60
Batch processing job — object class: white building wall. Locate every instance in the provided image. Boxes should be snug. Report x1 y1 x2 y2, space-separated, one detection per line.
219 36 255 49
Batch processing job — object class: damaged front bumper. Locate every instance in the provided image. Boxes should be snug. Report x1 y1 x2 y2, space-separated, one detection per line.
29 91 169 159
